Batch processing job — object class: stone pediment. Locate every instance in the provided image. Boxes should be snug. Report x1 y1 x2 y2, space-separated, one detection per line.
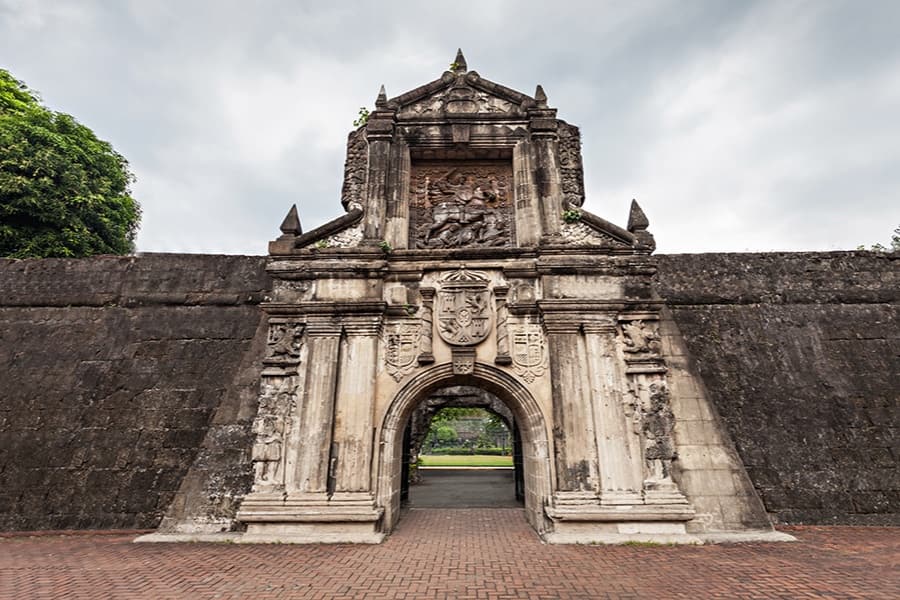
386 51 535 119
392 73 531 119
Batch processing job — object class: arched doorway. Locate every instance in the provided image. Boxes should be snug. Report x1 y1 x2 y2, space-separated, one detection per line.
401 386 522 506
376 363 553 537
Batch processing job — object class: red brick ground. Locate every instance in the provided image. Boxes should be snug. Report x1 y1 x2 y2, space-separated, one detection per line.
1 508 897 599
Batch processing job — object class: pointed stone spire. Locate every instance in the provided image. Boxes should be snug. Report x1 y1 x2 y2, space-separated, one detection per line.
279 204 302 236
535 84 548 108
451 48 467 73
375 84 388 108
627 199 649 232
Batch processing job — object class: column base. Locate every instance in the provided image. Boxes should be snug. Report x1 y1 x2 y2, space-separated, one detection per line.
235 491 385 544
545 492 698 544
543 521 702 545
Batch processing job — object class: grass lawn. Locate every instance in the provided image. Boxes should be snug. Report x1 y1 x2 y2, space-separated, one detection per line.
419 454 513 467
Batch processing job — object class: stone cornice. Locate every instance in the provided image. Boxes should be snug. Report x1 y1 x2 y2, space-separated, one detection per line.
263 301 387 317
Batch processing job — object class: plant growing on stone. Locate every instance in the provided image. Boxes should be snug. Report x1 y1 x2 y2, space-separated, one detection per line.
562 208 582 223
353 107 370 128
378 240 392 255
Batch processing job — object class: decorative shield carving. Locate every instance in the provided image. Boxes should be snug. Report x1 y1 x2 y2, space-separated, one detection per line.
436 268 492 346
384 323 420 382
511 324 546 383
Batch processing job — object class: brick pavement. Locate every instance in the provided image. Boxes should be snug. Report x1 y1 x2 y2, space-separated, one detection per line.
1 508 897 599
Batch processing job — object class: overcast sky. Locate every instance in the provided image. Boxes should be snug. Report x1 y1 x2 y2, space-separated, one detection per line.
2 0 899 254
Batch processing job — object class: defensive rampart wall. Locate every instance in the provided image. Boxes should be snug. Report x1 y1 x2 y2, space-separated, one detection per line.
0 251 896 530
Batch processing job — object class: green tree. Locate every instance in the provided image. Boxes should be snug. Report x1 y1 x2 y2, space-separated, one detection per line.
0 69 140 258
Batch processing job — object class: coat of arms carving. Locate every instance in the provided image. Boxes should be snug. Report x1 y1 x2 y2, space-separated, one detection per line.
510 324 546 383
436 268 492 346
384 323 420 381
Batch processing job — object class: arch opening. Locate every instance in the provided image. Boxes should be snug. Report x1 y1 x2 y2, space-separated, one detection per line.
405 396 520 508
376 363 553 536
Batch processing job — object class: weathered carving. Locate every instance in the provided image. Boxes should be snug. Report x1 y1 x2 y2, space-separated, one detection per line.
510 324 546 383
251 377 295 491
494 286 511 365
409 162 513 249
266 323 304 360
399 86 517 118
418 287 435 364
451 348 476 374
641 381 677 487
437 268 492 346
621 320 661 354
340 129 368 210
560 221 620 246
558 123 585 208
384 323 420 382
474 90 514 114
400 93 446 117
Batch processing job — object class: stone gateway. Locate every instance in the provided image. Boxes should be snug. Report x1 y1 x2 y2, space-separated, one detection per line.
145 51 794 544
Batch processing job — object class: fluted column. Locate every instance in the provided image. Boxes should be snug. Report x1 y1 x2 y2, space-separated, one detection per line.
292 316 342 494
542 313 599 495
582 319 643 505
331 316 381 495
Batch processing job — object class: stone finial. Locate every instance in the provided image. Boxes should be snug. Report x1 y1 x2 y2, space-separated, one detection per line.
279 204 302 236
451 48 467 73
375 84 388 108
627 199 650 232
535 84 548 108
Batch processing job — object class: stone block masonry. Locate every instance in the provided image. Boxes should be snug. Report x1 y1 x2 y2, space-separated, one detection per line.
656 251 899 525
0 251 896 531
0 254 270 530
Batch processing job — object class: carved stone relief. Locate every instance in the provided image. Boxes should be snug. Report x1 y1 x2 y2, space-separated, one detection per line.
265 322 304 362
436 268 492 346
251 376 296 491
560 221 620 246
304 221 364 249
621 320 661 355
340 129 368 209
558 123 585 208
384 323 420 382
510 324 547 383
399 87 517 118
409 161 514 249
641 381 677 487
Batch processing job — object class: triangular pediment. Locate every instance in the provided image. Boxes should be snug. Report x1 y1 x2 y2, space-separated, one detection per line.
389 70 535 119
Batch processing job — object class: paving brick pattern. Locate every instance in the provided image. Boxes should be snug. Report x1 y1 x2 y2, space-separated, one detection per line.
1 509 897 599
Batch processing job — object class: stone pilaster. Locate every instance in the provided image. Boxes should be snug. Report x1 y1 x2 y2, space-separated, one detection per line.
541 311 599 499
362 111 394 242
331 316 381 497
582 319 644 506
528 108 563 239
618 314 691 507
292 316 342 494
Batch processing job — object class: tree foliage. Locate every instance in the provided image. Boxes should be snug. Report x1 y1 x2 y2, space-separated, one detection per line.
859 225 900 253
0 69 140 258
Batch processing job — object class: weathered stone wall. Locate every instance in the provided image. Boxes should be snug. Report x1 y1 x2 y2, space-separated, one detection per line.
656 251 899 525
0 251 896 531
0 254 269 530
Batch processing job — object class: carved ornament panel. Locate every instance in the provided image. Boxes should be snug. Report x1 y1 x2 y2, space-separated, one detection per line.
410 161 514 249
436 268 492 346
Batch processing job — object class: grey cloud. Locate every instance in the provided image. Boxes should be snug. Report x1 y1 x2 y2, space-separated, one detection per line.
2 0 898 254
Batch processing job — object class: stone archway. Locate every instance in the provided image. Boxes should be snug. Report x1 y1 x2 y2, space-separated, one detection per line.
376 363 552 537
